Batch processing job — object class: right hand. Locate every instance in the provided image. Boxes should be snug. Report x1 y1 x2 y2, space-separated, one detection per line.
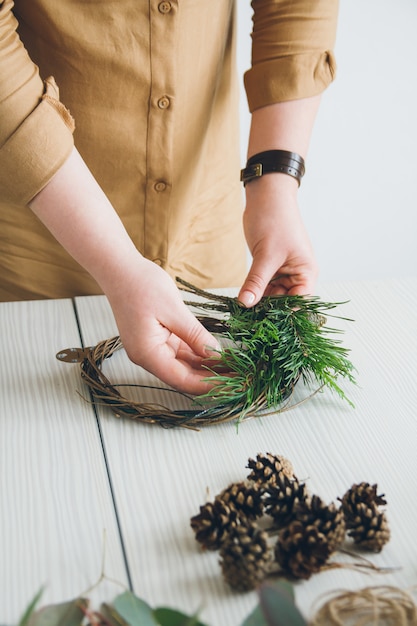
105 257 221 395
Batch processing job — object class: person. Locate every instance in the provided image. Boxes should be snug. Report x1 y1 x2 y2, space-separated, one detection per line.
0 0 338 394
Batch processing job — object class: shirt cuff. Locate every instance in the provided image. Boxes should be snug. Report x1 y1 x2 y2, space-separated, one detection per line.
244 50 337 113
0 76 75 206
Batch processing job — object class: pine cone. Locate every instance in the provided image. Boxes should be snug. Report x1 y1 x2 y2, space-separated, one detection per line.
247 452 295 484
190 498 238 551
344 502 390 552
339 483 390 552
218 481 264 520
293 495 346 552
274 520 332 580
263 473 308 528
339 482 387 516
219 519 272 591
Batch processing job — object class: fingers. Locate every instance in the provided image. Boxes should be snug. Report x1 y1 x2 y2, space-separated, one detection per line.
156 306 222 394
238 253 281 306
238 254 317 306
142 339 217 396
266 272 316 296
125 293 221 395
106 257 225 395
124 322 219 395
171 307 221 358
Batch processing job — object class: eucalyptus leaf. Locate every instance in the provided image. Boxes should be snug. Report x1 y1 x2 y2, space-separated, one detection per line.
267 580 295 603
18 587 44 626
257 582 307 626
241 604 270 626
153 607 209 626
27 598 88 626
99 603 129 626
113 591 159 626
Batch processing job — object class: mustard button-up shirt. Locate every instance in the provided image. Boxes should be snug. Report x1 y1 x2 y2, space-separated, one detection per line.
0 0 338 300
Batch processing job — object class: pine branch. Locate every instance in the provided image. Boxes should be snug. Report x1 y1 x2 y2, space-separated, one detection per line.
177 279 356 419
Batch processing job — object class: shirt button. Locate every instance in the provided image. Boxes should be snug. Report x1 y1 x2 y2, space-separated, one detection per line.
157 96 170 109
154 181 167 192
153 258 162 266
158 1 172 13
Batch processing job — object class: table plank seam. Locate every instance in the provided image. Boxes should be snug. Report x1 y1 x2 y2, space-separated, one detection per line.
72 298 134 591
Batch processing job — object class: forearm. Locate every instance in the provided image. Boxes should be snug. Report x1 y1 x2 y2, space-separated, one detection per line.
29 146 220 394
247 95 321 161
29 147 142 295
239 96 322 304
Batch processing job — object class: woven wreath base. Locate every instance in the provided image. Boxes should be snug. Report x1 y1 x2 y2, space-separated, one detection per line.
57 335 311 430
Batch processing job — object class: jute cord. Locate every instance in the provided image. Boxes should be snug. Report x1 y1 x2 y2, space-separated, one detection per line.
310 585 417 626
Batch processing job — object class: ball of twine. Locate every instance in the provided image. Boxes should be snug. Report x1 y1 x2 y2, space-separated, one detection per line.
311 585 417 626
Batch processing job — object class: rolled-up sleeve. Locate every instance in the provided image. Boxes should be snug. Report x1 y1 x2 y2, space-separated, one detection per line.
0 0 74 206
244 0 339 112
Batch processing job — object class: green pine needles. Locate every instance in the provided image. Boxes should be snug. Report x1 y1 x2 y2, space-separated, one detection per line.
178 279 356 422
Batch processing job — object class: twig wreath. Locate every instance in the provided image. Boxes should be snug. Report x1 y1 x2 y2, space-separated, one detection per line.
56 278 356 429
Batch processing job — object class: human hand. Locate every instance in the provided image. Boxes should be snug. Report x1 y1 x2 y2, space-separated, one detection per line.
238 175 318 307
105 256 221 395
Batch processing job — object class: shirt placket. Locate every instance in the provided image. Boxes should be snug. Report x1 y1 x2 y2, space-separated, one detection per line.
143 0 178 266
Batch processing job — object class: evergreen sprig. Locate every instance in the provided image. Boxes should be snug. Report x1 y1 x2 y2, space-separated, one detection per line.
178 279 356 421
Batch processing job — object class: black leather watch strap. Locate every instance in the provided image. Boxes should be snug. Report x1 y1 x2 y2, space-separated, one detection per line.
240 150 305 187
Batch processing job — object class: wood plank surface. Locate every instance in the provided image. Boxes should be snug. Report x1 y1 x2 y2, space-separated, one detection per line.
0 299 129 624
73 277 417 624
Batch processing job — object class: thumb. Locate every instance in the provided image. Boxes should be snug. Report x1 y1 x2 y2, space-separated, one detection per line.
238 256 277 307
170 304 221 357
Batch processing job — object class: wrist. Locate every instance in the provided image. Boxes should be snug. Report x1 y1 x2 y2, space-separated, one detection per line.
96 246 147 298
244 168 299 203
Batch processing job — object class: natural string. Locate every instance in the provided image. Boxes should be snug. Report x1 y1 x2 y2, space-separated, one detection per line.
310 585 417 626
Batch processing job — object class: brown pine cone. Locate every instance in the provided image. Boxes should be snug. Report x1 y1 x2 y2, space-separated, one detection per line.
274 520 332 580
218 481 264 520
294 495 346 552
190 498 238 551
344 502 390 552
339 482 387 517
263 473 308 528
219 519 272 591
339 483 390 552
247 452 295 485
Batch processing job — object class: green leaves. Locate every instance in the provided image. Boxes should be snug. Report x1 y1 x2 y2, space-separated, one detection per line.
18 587 44 626
15 582 307 626
26 600 88 626
242 582 307 626
112 592 156 625
111 591 207 625
17 588 87 626
153 607 207 626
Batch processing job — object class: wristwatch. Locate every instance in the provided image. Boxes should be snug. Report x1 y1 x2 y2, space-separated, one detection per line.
240 150 305 187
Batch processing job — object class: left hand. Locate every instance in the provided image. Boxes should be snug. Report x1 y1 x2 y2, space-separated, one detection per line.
238 174 318 306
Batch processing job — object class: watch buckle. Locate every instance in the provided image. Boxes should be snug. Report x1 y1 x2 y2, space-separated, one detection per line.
240 162 262 185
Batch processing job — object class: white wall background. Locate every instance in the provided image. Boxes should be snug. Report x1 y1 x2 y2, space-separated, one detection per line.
237 0 417 282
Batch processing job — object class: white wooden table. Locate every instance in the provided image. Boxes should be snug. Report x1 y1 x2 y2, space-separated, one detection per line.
1 277 417 624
